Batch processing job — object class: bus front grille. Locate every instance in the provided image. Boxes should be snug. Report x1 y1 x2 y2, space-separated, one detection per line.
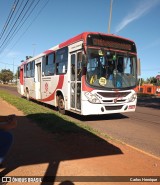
97 92 130 98
105 105 123 110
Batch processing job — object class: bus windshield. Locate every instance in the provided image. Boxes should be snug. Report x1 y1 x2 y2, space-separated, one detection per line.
86 48 137 89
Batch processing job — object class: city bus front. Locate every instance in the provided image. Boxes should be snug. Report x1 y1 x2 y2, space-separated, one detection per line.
81 33 138 115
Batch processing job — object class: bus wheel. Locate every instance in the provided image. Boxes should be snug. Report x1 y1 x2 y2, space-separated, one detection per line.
58 95 65 114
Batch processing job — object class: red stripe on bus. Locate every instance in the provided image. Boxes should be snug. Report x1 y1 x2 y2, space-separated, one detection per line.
82 75 93 92
43 50 53 55
59 32 87 48
41 75 64 102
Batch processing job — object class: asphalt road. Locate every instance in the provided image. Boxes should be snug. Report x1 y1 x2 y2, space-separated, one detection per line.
0 84 20 97
83 106 160 157
0 84 160 157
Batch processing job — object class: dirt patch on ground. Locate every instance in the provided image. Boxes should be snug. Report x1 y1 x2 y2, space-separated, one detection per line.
0 99 160 185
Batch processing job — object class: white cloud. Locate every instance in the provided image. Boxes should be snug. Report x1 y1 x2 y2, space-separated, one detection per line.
115 0 160 33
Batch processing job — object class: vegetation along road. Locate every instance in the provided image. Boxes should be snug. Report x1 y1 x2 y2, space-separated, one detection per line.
0 84 160 158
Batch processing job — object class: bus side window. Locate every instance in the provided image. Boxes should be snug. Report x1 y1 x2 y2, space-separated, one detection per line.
17 67 20 79
46 53 55 76
55 47 68 75
26 63 31 78
31 61 35 77
42 53 55 76
24 64 27 78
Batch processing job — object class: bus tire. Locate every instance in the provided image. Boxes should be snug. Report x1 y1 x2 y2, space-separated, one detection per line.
58 95 65 114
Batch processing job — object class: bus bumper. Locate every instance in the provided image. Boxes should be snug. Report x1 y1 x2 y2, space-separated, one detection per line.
81 100 136 115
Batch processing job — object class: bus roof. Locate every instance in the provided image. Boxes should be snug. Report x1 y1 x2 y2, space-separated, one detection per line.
20 32 135 66
59 32 135 48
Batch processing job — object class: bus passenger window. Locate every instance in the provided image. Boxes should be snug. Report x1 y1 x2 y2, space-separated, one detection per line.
26 63 31 77
55 47 68 75
17 67 20 79
24 64 27 78
31 61 35 77
44 53 55 76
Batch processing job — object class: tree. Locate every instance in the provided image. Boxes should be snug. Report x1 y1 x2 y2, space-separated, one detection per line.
0 69 14 83
144 76 160 86
145 77 157 85
138 78 145 86
14 70 18 80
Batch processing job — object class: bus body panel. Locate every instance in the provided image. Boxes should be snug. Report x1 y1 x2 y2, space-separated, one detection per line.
17 32 139 115
81 89 136 115
24 78 35 98
17 79 24 96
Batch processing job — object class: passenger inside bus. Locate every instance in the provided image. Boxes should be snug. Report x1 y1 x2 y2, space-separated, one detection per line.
117 57 124 73
107 59 115 80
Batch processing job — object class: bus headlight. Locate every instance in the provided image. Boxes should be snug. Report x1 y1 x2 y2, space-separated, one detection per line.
127 93 137 102
84 92 100 104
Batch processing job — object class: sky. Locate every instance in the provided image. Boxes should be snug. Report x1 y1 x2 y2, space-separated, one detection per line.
0 0 160 79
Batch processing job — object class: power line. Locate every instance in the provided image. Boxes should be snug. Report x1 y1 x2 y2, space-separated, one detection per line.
0 0 19 40
0 0 48 55
0 0 38 53
2 0 25 40
2 0 51 56
0 0 31 51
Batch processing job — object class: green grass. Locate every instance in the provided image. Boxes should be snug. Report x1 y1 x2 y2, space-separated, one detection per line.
0 90 102 138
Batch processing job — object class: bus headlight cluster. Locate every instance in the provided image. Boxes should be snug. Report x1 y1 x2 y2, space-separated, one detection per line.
84 92 100 104
127 93 137 102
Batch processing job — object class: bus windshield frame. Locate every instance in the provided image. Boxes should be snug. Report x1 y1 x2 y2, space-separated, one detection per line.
85 34 137 90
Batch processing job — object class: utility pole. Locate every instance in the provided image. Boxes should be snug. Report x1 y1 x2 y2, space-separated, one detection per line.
13 58 15 75
108 0 113 33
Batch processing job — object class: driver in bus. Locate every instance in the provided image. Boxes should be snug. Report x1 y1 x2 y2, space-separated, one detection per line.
117 57 124 73
106 56 115 80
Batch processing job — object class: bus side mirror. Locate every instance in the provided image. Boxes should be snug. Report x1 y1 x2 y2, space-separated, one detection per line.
137 58 141 76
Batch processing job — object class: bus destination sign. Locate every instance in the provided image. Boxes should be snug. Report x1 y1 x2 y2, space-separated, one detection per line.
87 34 136 52
92 38 132 51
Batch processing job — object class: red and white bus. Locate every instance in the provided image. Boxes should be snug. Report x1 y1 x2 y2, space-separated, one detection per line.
17 32 140 115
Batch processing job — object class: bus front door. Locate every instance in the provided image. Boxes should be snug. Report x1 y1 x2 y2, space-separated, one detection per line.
70 52 82 112
35 63 41 99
